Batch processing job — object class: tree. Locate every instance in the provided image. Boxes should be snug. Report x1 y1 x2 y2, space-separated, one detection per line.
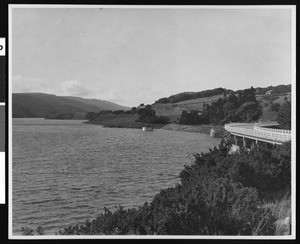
136 106 154 123
178 110 206 125
223 93 239 123
131 107 137 114
208 97 226 125
237 86 256 106
155 97 170 104
154 116 170 124
237 101 262 123
136 106 169 124
270 102 280 112
277 101 291 129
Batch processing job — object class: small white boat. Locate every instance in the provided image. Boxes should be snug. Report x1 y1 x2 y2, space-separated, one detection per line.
142 126 153 132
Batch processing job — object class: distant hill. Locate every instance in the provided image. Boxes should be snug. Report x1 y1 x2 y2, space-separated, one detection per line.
12 93 130 119
155 88 232 104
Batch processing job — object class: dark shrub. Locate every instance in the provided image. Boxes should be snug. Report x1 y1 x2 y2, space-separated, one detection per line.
270 102 280 112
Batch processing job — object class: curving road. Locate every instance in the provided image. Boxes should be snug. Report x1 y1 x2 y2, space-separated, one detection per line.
224 122 291 145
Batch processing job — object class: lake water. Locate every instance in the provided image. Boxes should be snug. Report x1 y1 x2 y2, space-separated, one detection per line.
12 118 221 235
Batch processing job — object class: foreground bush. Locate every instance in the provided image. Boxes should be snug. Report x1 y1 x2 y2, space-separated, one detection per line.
36 141 291 235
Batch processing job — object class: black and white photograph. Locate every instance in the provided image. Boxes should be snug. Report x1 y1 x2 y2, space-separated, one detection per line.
8 5 295 239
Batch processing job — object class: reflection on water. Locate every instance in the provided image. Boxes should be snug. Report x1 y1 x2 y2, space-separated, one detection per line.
12 118 221 234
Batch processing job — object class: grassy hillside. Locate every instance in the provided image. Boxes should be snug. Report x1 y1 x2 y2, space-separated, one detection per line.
86 85 291 127
154 85 291 123
256 93 291 121
12 93 130 118
154 94 224 122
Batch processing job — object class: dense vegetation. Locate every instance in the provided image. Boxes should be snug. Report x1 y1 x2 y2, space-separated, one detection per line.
48 141 290 236
178 87 262 126
135 105 169 124
277 100 291 130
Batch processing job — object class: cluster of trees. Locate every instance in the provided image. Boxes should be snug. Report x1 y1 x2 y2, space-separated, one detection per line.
277 100 291 130
135 105 169 124
56 141 291 235
179 87 262 125
155 88 231 104
178 110 208 125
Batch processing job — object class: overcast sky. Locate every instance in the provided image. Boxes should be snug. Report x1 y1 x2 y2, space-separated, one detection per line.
11 6 294 107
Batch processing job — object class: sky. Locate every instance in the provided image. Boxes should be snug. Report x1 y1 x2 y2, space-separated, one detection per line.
11 6 294 107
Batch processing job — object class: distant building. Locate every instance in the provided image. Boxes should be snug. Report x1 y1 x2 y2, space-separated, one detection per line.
265 90 273 95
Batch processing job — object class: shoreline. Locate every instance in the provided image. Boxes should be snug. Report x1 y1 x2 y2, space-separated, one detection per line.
87 120 223 135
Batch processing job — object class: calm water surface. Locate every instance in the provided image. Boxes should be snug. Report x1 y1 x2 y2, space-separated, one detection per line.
13 118 221 235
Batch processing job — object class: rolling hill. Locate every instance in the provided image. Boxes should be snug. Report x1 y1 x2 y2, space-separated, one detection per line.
153 85 291 122
83 84 290 129
12 93 130 119
154 94 224 122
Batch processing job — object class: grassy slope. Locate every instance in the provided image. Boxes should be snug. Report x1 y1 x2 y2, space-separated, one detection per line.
154 94 224 122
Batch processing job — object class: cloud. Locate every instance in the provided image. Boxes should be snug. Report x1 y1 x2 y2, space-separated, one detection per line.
59 80 92 97
12 76 96 98
59 80 125 104
12 75 54 94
